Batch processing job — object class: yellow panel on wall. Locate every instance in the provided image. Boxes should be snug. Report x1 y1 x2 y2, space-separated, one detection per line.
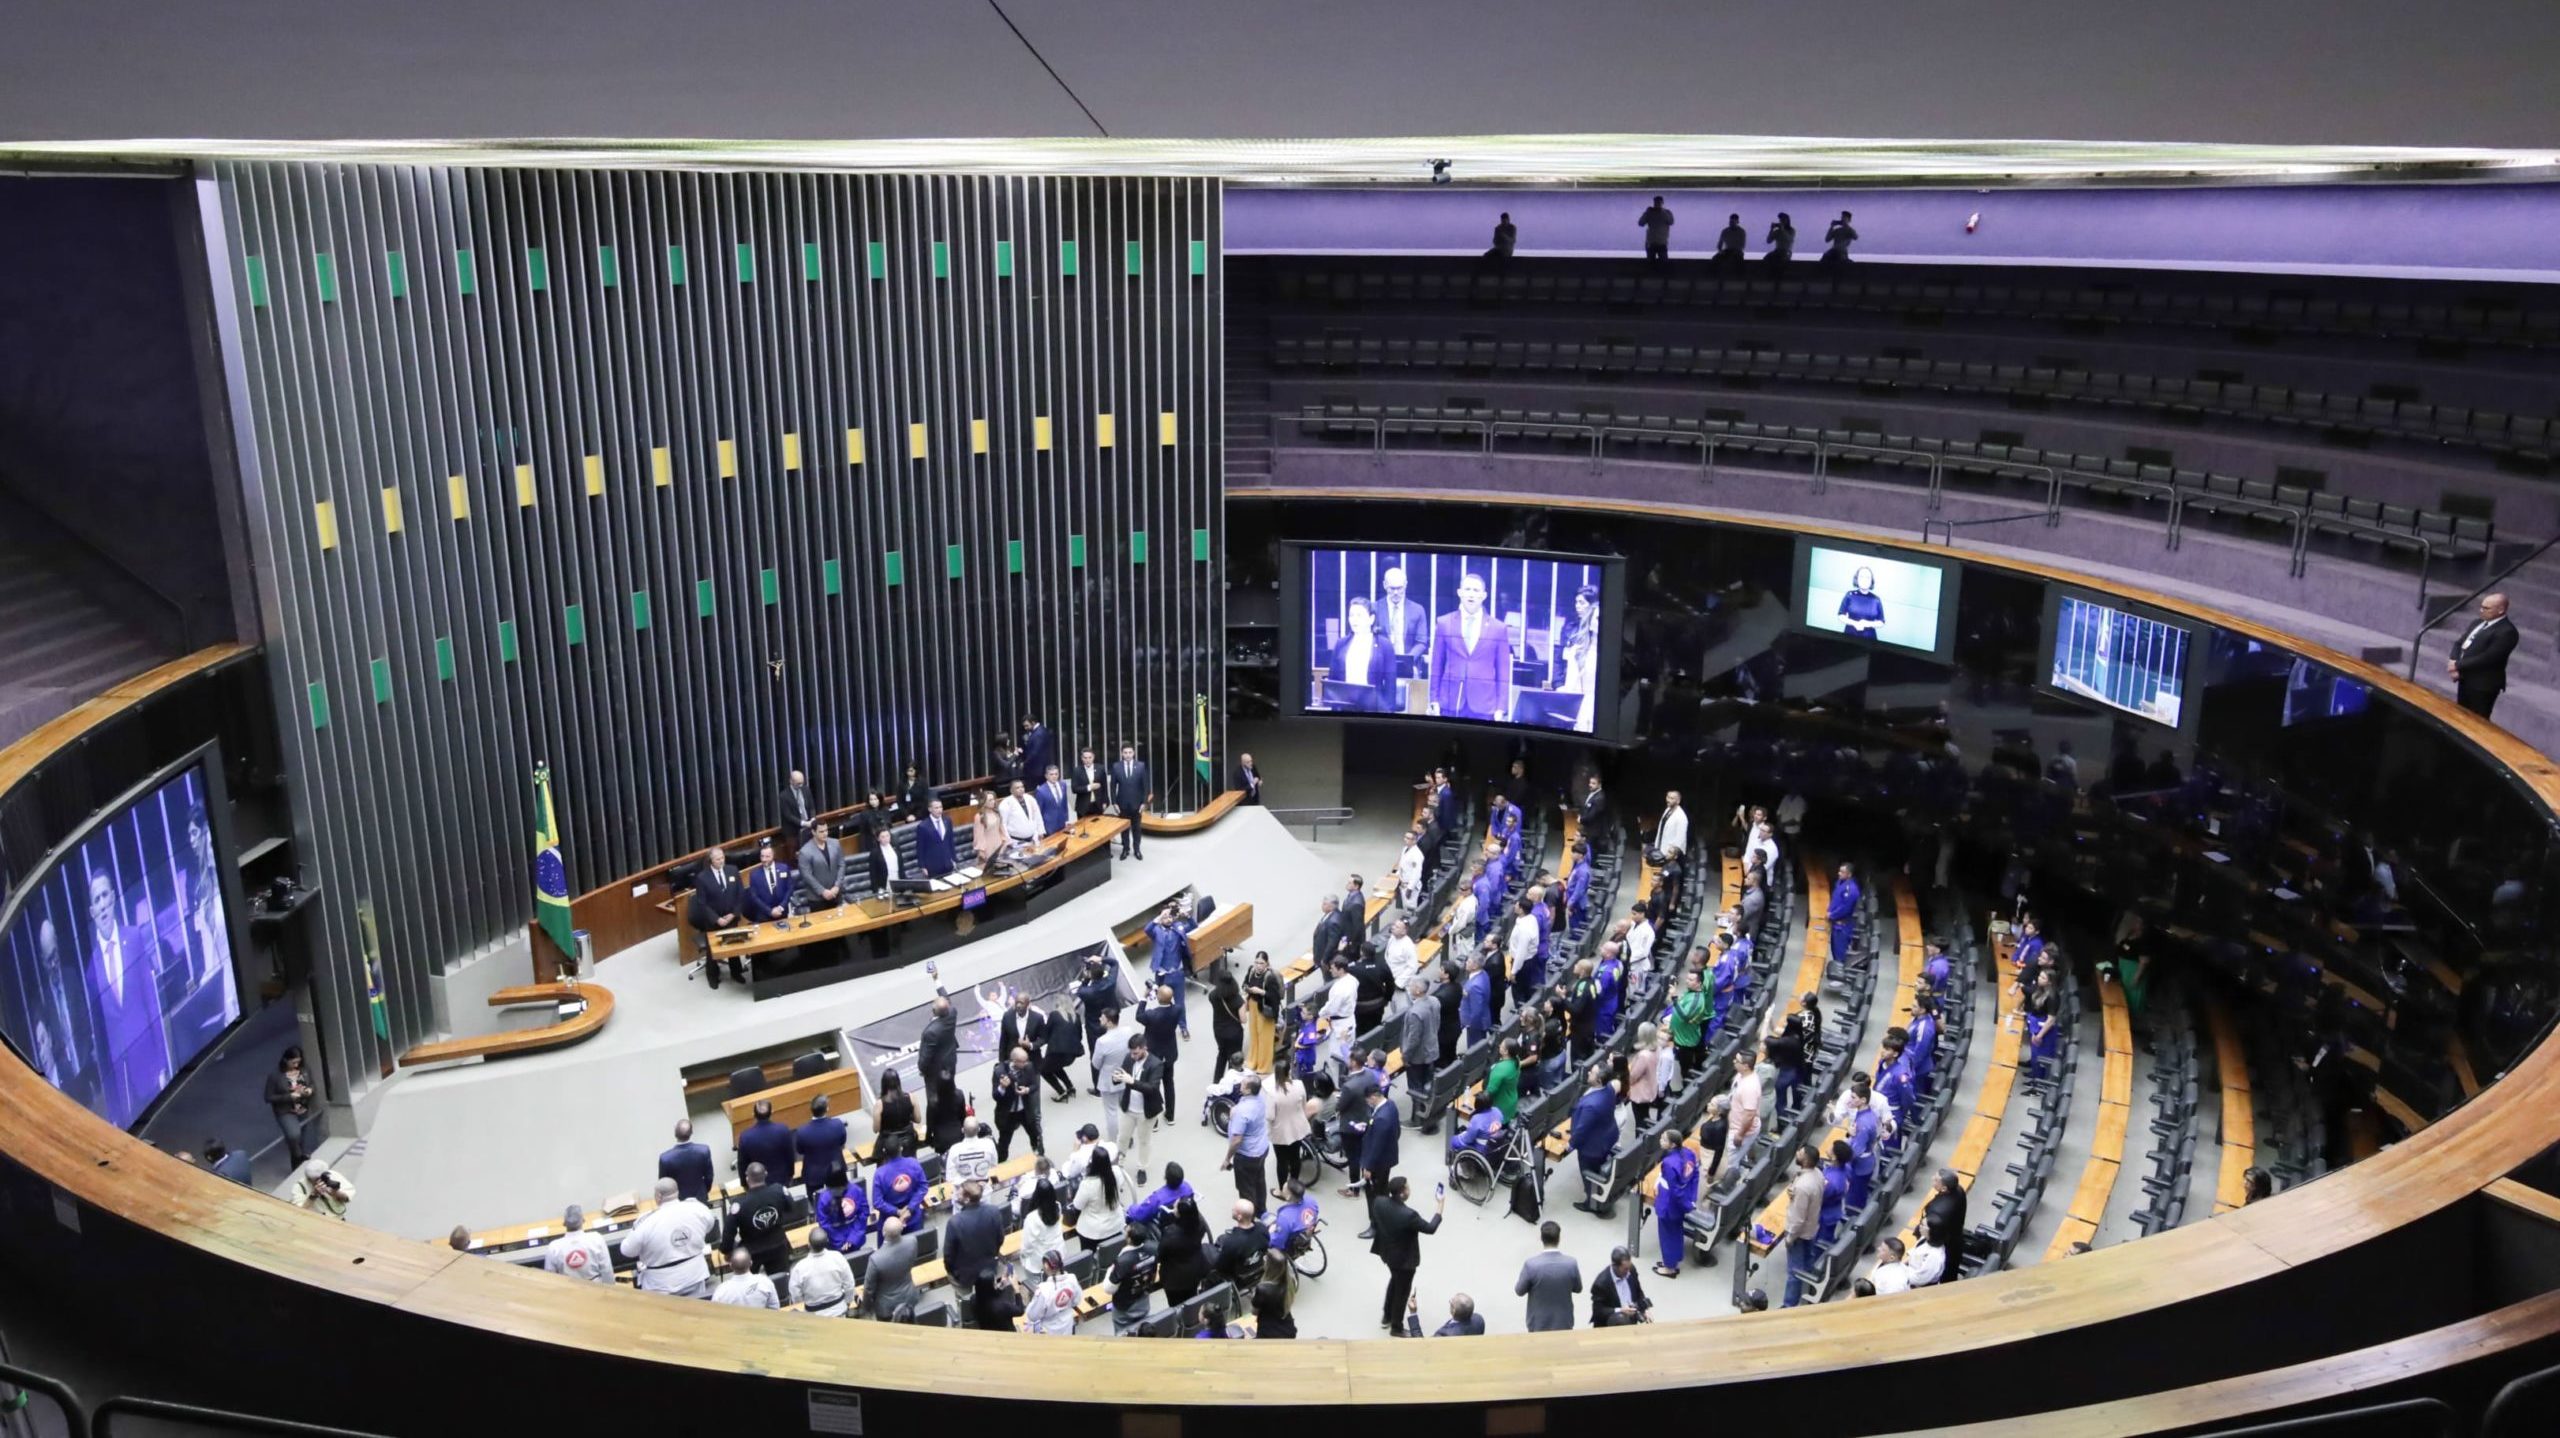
447 474 471 520
783 432 803 471
970 419 990 455
1096 412 1116 448
583 454 605 497
1033 415 1053 451
717 438 738 479
651 446 672 488
1158 411 1179 446
380 486 405 534
313 500 339 551
845 427 866 465
908 422 929 459
514 464 536 508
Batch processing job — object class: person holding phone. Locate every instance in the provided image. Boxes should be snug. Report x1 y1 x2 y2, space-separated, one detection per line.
1366 1175 1445 1334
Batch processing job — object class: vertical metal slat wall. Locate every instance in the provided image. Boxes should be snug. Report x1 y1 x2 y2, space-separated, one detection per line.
211 163 1222 1097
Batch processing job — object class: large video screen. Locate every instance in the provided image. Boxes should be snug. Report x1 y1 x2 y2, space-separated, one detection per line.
0 761 242 1129
1284 544 1623 739
1792 540 1954 658
2047 592 2197 729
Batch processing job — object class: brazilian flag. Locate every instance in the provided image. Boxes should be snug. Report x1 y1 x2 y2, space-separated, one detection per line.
1193 692 1212 783
532 763 576 963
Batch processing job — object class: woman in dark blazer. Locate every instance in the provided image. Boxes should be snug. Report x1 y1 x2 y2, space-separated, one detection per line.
1329 595 1397 713
266 1045 319 1166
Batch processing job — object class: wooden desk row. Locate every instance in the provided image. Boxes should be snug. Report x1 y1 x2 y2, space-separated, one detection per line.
399 984 615 1069
2044 970 2137 1260
2208 999 2259 1214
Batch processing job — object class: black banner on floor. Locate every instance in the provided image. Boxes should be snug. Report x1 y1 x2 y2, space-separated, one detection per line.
844 940 1131 1107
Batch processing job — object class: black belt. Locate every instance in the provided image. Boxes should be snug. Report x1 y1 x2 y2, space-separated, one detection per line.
644 1256 701 1272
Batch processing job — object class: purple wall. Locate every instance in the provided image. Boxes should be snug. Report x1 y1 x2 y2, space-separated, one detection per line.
1227 183 2560 283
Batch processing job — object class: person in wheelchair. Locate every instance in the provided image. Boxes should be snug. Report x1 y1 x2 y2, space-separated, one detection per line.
1448 1105 1507 1163
1270 1181 1322 1255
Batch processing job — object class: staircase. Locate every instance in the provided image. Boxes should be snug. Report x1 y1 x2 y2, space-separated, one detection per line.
1224 270 1273 486
0 532 174 748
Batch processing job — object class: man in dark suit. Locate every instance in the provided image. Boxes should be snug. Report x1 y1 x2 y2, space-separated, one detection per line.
1366 1175 1444 1333
1430 768 1460 837
1035 765 1073 836
1235 753 1264 805
997 990 1044 1070
1039 1001 1085 1101
1311 896 1347 970
741 840 795 923
1072 748 1109 818
1109 743 1151 859
1576 773 1613 847
914 799 958 878
780 769 817 839
1020 717 1056 789
795 1094 850 1193
1361 1087 1404 1229
796 821 849 910
734 1099 798 1186
1921 1167 1968 1283
1588 1246 1654 1326
1376 565 1431 665
2448 592 2519 719
687 847 749 988
658 1119 714 1203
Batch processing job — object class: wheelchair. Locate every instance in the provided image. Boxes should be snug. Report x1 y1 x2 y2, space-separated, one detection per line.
1280 1218 1328 1279
1448 1123 1536 1207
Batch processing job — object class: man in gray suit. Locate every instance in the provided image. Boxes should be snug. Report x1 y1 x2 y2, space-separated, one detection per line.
1514 1219 1583 1332
1090 1009 1135 1147
796 820 849 910
1397 977 1441 1127
862 1216 921 1322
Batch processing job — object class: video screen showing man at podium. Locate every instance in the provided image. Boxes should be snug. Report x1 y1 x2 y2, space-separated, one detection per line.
1295 545 1615 737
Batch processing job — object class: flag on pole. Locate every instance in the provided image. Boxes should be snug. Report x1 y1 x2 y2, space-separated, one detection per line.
1193 692 1212 783
532 763 577 963
358 899 387 1039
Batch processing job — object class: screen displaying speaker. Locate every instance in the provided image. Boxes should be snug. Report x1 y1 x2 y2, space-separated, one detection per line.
1280 543 1625 740
0 758 244 1130
1791 540 1955 659
2046 591 2198 729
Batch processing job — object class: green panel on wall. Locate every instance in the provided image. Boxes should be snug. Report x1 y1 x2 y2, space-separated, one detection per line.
1125 240 1143 275
867 241 886 279
1130 529 1149 564
759 567 780 606
1059 239 1079 276
695 578 716 617
1006 538 1024 574
946 544 964 578
994 240 1014 278
306 681 329 730
313 252 337 303
1192 527 1211 561
245 255 269 308
1067 533 1086 568
455 248 477 296
630 589 651 631
883 550 904 586
597 244 620 288
735 243 756 283
667 244 688 286
370 657 393 704
496 617 518 662
434 635 455 682
932 241 950 279
527 247 549 292
562 602 584 645
803 242 822 281
823 557 842 595
385 250 408 298
1189 240 1208 276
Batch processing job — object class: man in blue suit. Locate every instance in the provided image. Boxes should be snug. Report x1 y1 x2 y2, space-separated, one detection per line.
1019 717 1056 791
1459 955 1495 1050
658 1118 714 1203
1034 765 1073 836
741 841 795 923
1829 862 1862 968
1359 1086 1403 1236
1109 743 1150 860
914 798 958 878
734 1099 798 1185
84 867 168 1127
687 846 750 988
1568 1066 1622 1218
1427 571 1511 721
1431 767 1460 838
796 1094 850 1193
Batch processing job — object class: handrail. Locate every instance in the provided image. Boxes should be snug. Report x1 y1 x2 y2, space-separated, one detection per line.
2408 531 2560 678
1920 510 2056 546
1266 804 1356 841
0 1354 86 1438
2297 516 2438 610
93 1396 385 1437
1816 440 1941 504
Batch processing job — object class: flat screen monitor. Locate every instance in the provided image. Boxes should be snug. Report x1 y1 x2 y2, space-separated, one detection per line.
960 887 988 911
2041 588 2200 730
0 753 246 1130
1280 543 1626 740
2283 660 2374 726
1790 539 1956 659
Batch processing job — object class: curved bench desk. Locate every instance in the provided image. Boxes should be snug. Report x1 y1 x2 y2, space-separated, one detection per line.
5 511 2560 1433
396 983 615 1068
